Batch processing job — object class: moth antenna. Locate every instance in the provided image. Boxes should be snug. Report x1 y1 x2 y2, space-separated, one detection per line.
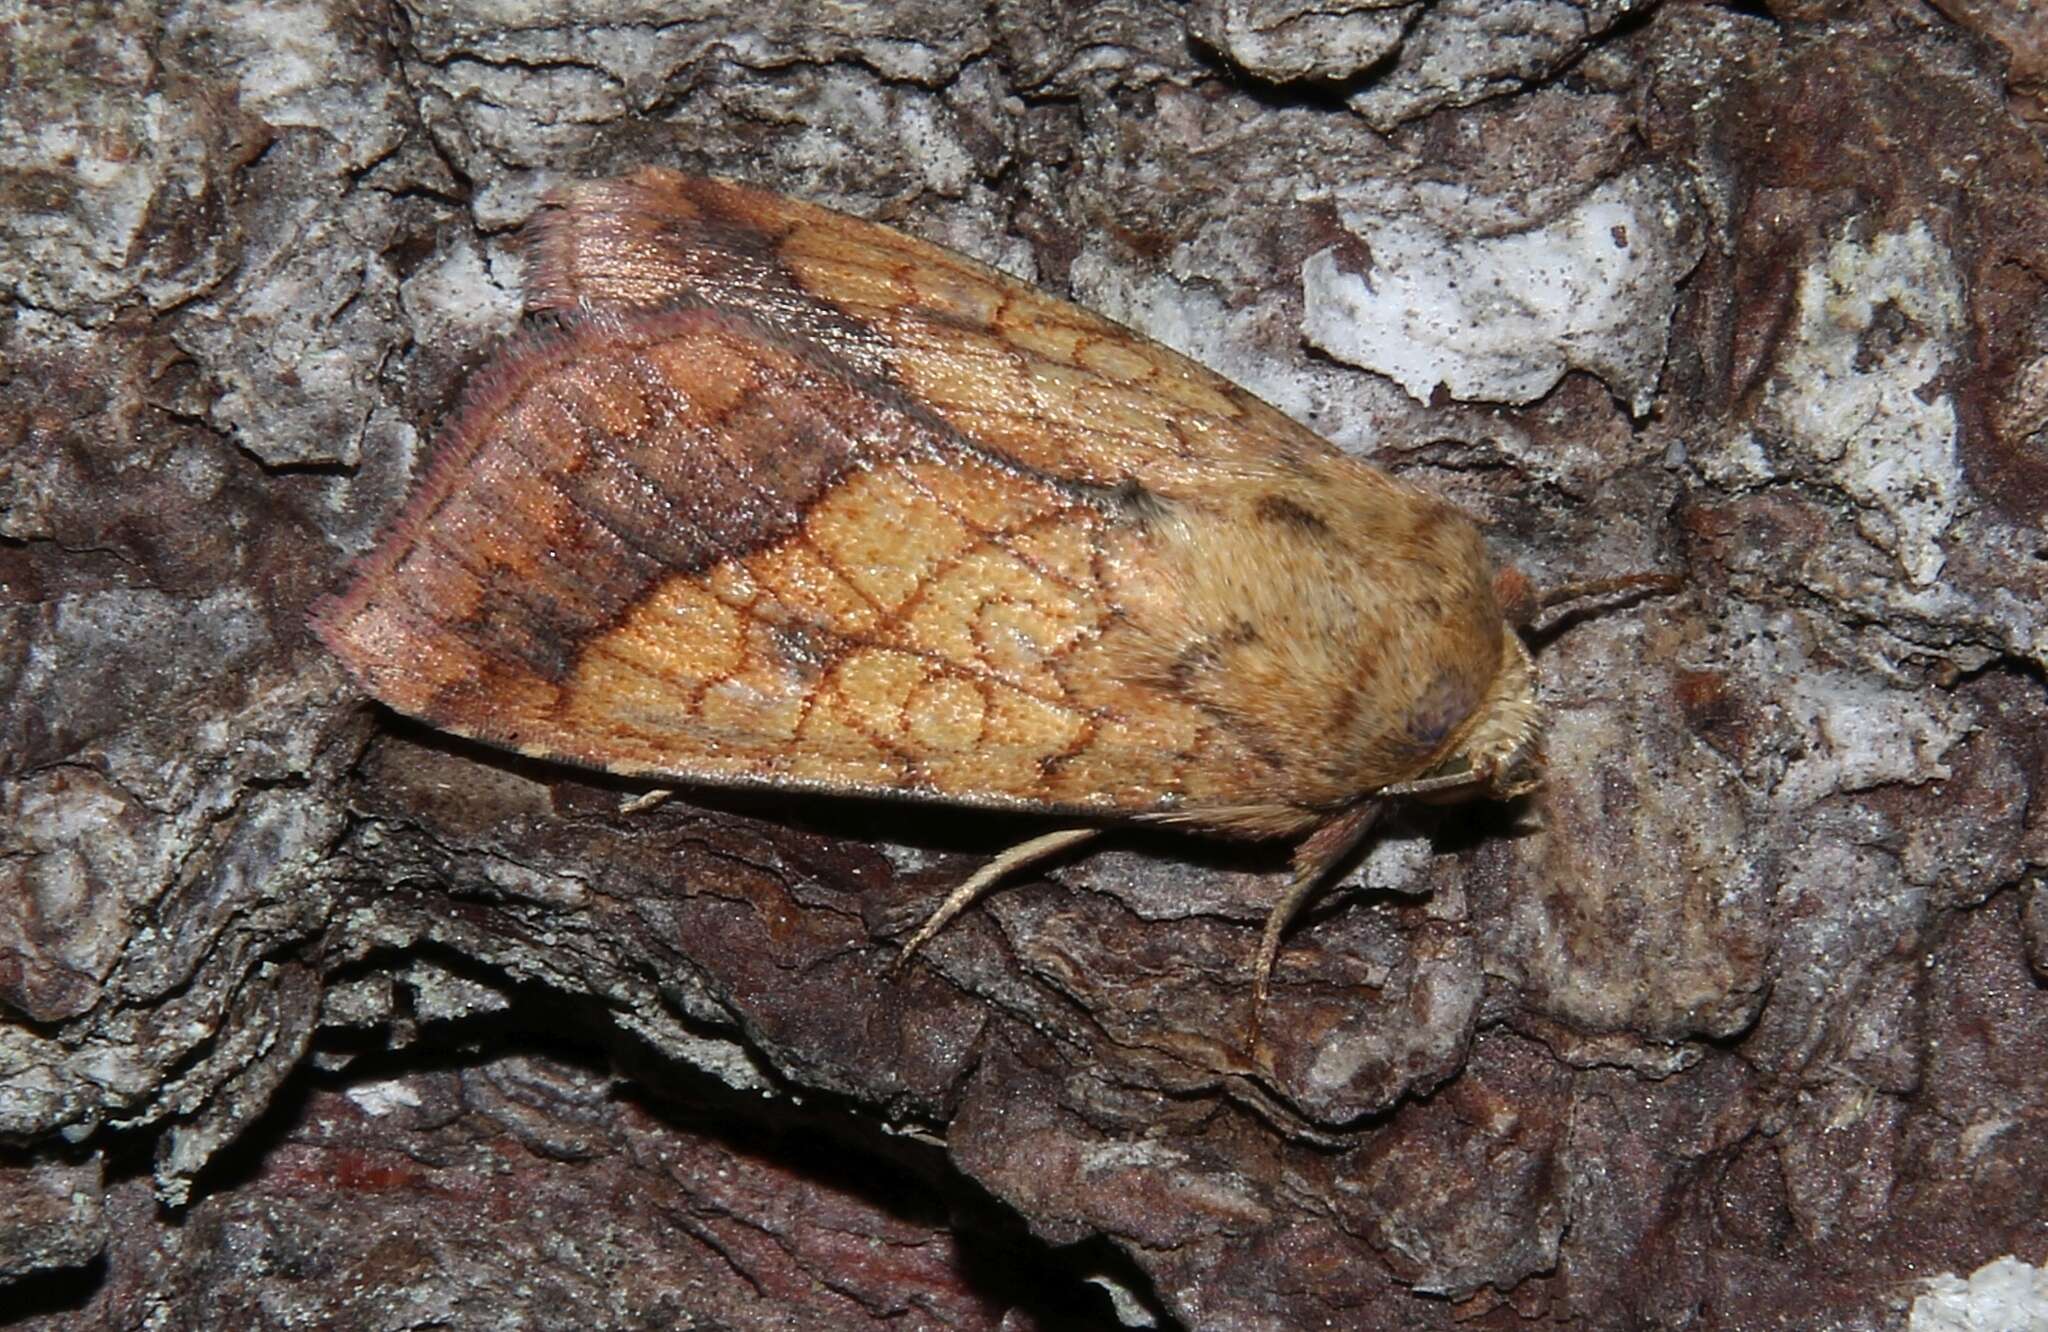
1250 802 1383 1060
888 827 1102 976
1522 571 1684 636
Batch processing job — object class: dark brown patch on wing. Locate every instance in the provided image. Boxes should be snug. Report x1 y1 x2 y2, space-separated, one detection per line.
525 170 902 383
1164 619 1264 691
313 304 955 710
1254 493 1331 536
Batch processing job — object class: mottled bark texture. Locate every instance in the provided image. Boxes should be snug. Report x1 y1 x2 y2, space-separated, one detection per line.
4 2 2046 1329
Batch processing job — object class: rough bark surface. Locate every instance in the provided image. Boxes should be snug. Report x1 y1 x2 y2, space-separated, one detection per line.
4 1 2046 1329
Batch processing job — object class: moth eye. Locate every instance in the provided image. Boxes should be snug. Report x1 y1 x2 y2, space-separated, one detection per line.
1394 673 1481 759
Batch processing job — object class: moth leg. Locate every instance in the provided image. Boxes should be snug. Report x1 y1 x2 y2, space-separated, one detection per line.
889 827 1103 974
1251 802 1383 1054
616 788 674 815
1375 770 1488 800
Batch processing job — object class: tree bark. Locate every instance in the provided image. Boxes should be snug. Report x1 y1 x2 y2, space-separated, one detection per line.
4 2 2046 1328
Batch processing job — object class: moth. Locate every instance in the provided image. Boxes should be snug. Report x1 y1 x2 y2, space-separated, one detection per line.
314 169 1656 1039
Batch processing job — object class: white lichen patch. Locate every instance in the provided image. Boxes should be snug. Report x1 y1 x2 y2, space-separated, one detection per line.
1773 665 1964 809
1192 0 1409 83
169 0 405 168
1714 606 1972 810
0 77 212 315
1073 247 1416 457
1344 0 1657 129
1722 222 1965 587
1911 1255 2048 1332
1354 830 1439 895
344 1077 425 1117
785 74 976 198
191 190 413 468
400 230 523 346
1300 166 1700 414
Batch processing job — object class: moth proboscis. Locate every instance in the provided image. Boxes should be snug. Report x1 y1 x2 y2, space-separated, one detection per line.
312 168 1678 1057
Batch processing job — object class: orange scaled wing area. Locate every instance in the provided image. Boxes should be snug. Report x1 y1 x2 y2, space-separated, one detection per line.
313 304 1278 817
522 168 1375 499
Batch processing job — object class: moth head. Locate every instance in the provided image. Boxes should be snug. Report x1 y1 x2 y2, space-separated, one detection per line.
1463 627 1544 799
1427 564 1682 804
